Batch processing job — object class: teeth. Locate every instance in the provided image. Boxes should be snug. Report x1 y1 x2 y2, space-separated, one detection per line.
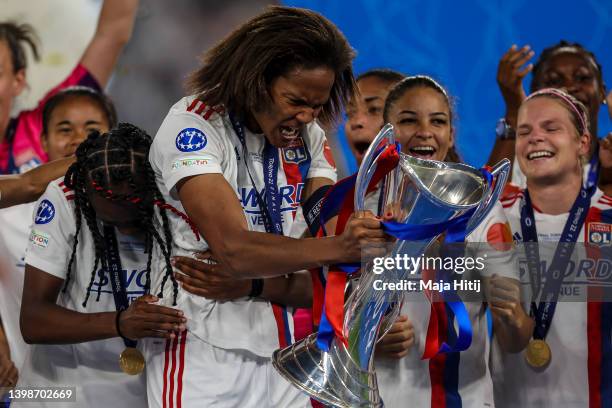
280 127 298 137
528 151 554 160
410 146 435 152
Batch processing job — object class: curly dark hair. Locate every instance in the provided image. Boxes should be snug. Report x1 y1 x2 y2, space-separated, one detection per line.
186 5 356 127
63 123 178 306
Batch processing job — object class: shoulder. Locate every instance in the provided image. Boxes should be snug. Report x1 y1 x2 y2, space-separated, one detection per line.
32 177 75 226
500 183 524 209
592 189 612 209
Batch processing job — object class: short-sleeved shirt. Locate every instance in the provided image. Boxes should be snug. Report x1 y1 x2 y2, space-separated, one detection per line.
0 64 100 174
149 96 337 356
375 201 519 408
491 185 612 408
19 178 147 407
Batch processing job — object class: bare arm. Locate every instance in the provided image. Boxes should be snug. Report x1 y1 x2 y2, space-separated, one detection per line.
0 158 74 209
173 254 313 308
0 316 18 387
487 45 533 171
79 0 139 87
176 174 384 278
486 275 534 353
20 265 185 344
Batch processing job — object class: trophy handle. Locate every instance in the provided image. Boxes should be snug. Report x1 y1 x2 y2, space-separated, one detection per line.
466 158 511 235
354 123 395 211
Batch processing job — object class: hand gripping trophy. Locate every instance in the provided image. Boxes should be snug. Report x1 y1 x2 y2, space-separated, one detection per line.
273 125 510 407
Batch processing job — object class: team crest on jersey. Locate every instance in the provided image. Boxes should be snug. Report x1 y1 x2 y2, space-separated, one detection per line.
176 128 207 152
282 138 307 164
282 146 308 164
587 222 611 246
35 200 55 224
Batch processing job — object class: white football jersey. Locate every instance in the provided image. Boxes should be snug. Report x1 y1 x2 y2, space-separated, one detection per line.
376 201 519 408
19 178 148 407
148 96 337 356
491 186 612 408
0 203 33 372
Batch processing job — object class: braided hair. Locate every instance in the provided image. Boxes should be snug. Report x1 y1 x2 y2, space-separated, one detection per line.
63 123 178 307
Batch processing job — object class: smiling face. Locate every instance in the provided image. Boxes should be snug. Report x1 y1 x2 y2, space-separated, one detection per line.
344 76 397 164
387 86 453 161
516 96 590 186
532 49 605 131
42 95 110 161
249 66 335 148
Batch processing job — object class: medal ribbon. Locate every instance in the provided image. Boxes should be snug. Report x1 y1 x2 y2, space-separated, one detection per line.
230 114 312 347
520 185 594 341
103 225 137 348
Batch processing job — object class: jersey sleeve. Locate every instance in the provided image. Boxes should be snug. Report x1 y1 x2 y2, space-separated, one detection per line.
150 110 229 196
467 201 519 280
304 122 337 183
24 180 76 279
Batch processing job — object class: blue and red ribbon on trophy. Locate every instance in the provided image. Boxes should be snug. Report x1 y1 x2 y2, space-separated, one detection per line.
312 142 493 358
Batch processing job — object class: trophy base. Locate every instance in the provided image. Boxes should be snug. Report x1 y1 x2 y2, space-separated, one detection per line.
272 333 382 408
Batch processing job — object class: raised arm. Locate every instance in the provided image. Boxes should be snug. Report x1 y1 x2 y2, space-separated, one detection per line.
487 45 534 169
79 0 139 87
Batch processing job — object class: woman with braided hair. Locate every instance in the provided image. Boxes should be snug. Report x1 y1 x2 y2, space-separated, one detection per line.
17 124 187 407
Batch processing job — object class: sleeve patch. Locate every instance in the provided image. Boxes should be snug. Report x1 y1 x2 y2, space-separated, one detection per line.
176 128 207 152
34 199 56 224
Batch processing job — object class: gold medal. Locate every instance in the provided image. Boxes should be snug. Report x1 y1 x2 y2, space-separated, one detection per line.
119 347 145 375
524 339 551 369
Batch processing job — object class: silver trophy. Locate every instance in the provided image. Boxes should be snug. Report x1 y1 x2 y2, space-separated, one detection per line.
273 124 510 407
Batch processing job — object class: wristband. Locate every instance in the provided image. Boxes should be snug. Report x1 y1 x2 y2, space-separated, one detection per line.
249 279 264 298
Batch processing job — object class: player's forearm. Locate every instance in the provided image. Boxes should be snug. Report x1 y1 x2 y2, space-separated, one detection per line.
487 139 515 171
96 0 139 45
20 304 117 345
216 231 344 278
261 272 312 308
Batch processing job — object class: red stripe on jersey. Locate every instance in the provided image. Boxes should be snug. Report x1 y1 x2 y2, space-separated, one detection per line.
168 335 178 408
588 302 603 408
429 301 449 408
162 338 171 408
186 99 199 112
501 183 522 201
272 304 289 348
585 207 603 408
598 196 612 205
281 152 304 220
195 102 207 115
62 187 71 193
176 331 187 408
65 195 75 201
59 181 65 188
202 107 215 120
